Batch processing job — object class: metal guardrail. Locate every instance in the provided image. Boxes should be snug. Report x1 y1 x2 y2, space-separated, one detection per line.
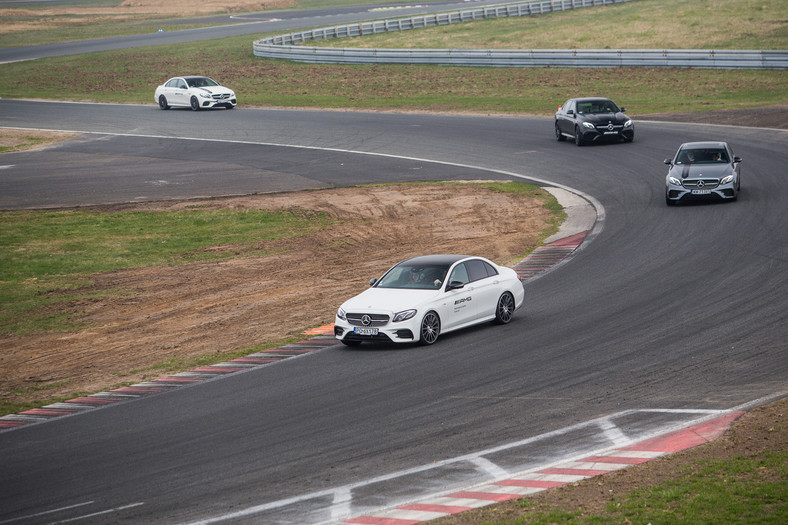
252 0 788 69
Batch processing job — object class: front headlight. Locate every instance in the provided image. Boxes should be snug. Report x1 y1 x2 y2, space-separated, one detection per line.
199 92 212 99
582 122 595 129
720 175 735 185
668 176 683 186
337 307 346 321
392 309 417 322
624 119 633 127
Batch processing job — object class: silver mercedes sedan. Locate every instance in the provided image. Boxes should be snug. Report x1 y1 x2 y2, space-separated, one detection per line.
664 141 742 206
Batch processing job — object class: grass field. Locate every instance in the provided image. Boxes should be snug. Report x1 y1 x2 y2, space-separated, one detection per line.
0 207 331 335
315 0 788 50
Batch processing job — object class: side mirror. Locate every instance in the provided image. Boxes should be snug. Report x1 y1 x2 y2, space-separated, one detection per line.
567 109 575 116
447 281 465 290
369 278 377 287
620 107 626 113
664 158 672 165
733 156 742 163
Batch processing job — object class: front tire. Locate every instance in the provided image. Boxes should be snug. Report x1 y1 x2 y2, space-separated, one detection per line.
158 95 169 110
190 96 201 111
419 312 440 345
493 292 515 325
574 127 584 146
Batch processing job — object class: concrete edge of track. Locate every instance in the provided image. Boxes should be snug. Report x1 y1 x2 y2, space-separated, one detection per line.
332 392 788 525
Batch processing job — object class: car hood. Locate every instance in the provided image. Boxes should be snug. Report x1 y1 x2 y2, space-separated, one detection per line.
195 86 234 95
340 287 439 313
582 112 629 124
668 163 732 179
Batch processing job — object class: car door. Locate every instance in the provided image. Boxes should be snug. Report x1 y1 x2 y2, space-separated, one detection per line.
172 78 189 106
440 262 476 330
557 99 575 134
464 259 501 321
163 78 186 106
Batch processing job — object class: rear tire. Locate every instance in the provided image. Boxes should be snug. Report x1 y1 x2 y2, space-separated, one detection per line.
493 292 515 325
555 122 566 141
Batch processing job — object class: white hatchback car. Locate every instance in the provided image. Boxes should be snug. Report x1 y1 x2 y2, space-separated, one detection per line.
335 255 525 346
155 76 236 111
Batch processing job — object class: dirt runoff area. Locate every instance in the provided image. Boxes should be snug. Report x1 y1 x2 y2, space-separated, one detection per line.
0 182 555 407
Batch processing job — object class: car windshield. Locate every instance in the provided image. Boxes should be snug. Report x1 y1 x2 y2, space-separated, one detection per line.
187 77 219 88
376 263 449 290
576 100 619 115
675 148 729 165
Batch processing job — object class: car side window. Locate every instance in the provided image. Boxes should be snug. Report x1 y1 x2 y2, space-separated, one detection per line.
447 263 470 286
482 261 499 277
466 259 491 282
177 79 187 89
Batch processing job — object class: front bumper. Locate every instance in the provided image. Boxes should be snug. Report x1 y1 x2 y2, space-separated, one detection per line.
580 126 634 143
203 96 237 108
334 316 418 344
666 182 737 203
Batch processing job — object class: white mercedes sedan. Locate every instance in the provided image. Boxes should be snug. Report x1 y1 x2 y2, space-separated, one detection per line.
154 76 236 111
335 255 525 346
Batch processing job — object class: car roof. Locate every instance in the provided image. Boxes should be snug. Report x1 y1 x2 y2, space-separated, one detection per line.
679 141 729 149
570 97 614 103
397 254 476 266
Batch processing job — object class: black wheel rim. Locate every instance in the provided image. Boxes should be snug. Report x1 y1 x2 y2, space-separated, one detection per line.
421 313 440 344
191 97 199 110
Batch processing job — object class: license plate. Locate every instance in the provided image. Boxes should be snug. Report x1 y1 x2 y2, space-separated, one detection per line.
354 327 378 336
691 189 712 195
603 131 618 135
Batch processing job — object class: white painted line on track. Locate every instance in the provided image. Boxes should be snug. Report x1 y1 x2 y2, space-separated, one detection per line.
46 502 143 524
0 502 93 524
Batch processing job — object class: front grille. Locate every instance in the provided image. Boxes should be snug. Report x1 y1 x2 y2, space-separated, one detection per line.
595 124 623 131
212 93 230 100
683 179 720 189
346 313 389 327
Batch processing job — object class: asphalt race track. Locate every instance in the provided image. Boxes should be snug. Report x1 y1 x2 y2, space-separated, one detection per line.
0 97 786 524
